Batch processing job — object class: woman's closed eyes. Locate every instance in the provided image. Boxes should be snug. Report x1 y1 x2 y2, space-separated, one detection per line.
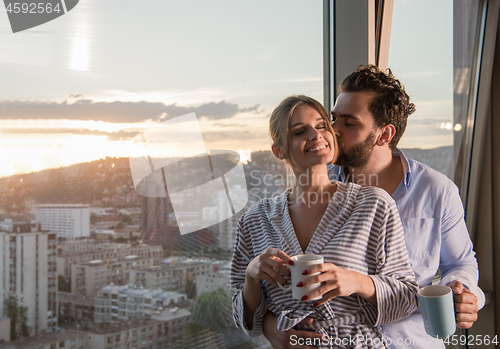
292 124 326 136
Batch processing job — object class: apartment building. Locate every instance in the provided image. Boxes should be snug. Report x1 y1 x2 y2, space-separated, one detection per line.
129 257 213 293
217 187 247 252
58 292 94 326
94 284 187 324
0 330 88 349
71 256 158 297
34 204 90 239
196 270 232 296
0 223 57 335
57 241 163 281
89 308 189 349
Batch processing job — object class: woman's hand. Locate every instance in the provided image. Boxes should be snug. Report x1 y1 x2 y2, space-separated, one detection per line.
298 263 376 306
246 247 293 286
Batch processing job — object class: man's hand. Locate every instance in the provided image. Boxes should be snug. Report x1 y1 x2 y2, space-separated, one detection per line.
449 280 479 329
262 311 323 349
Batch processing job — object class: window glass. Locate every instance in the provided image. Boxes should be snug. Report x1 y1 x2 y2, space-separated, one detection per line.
388 3 486 345
0 1 321 346
388 0 483 185
388 0 455 177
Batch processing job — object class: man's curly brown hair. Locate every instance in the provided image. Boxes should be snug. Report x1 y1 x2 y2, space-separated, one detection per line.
339 64 416 149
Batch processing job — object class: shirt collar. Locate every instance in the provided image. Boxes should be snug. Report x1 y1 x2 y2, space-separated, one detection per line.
393 148 411 187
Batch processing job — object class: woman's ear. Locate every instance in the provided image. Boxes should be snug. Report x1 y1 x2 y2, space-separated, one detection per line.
271 144 285 160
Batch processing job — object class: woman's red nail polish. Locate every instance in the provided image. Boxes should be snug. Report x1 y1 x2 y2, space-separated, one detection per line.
313 302 319 307
301 295 308 301
288 260 294 265
296 282 303 287
302 270 308 275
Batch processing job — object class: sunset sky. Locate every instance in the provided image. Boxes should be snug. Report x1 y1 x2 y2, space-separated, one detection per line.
0 0 453 178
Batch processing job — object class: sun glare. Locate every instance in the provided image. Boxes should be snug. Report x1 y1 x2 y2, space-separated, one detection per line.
70 36 90 71
0 134 130 178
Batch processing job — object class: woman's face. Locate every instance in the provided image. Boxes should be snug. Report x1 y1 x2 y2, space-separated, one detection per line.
287 104 335 171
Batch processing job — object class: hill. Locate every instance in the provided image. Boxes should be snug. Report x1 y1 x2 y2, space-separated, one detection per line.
0 157 139 218
0 146 455 219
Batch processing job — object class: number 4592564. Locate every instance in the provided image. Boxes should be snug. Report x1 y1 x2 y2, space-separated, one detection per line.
444 335 498 346
6 2 62 14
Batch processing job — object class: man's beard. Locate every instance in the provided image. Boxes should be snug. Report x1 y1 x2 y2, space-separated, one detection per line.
334 132 376 168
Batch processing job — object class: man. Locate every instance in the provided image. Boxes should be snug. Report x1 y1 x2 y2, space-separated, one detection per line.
261 65 484 348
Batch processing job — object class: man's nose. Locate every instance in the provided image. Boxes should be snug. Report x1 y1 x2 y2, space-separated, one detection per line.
331 121 341 137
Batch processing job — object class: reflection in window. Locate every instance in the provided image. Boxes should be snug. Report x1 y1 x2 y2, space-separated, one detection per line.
388 0 455 177
388 0 484 185
0 0 322 347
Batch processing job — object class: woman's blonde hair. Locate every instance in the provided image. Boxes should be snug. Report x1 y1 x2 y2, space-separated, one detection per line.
269 95 337 169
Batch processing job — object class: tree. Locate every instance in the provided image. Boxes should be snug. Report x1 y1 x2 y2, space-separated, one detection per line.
18 306 30 337
114 236 128 243
3 295 31 340
121 214 133 225
189 288 234 333
58 275 71 292
187 280 197 299
90 213 97 225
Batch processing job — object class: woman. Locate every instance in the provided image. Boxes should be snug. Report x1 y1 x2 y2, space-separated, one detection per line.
231 95 418 348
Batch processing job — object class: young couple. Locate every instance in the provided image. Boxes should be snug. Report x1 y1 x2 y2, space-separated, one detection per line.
231 65 484 349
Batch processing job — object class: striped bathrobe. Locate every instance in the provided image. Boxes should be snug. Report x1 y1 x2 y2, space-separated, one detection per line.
231 181 419 349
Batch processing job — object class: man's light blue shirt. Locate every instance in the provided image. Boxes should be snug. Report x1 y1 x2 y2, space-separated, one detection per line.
329 148 484 348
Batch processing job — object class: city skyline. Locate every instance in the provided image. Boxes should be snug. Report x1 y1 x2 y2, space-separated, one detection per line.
0 0 456 179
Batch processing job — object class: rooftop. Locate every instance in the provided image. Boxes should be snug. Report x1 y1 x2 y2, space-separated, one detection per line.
35 204 90 208
97 284 186 300
88 317 163 335
58 292 94 307
0 330 85 349
151 307 190 321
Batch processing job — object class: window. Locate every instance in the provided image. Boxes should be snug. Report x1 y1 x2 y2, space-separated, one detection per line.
59 342 65 348
0 1 322 348
388 0 456 177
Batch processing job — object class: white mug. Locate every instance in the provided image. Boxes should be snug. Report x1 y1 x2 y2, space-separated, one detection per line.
277 254 324 301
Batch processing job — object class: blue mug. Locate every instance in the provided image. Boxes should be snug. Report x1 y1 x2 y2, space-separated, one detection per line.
418 285 456 339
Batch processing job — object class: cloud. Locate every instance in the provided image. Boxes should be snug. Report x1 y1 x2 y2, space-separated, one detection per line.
0 98 260 123
211 122 247 128
202 130 265 142
399 71 443 79
2 128 140 141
